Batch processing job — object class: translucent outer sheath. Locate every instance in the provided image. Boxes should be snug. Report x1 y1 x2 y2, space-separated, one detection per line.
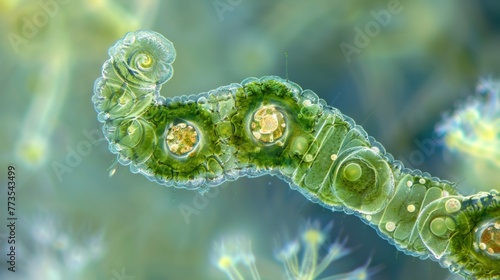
92 30 500 279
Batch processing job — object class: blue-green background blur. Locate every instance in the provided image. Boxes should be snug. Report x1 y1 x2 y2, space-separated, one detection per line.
1 0 499 279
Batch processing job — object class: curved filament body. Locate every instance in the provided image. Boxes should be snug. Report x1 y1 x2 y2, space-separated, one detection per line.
92 30 500 279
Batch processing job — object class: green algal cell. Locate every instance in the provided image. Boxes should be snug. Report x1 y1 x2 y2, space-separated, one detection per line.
93 30 500 279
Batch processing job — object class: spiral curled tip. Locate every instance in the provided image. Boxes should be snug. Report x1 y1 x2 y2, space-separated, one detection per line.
108 30 176 87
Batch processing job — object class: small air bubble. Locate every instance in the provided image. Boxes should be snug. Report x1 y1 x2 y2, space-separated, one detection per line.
385 222 396 232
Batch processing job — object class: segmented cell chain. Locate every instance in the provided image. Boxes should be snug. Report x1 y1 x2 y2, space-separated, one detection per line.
92 30 500 279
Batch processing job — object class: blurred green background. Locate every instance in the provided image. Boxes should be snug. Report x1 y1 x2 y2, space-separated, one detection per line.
1 0 499 279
